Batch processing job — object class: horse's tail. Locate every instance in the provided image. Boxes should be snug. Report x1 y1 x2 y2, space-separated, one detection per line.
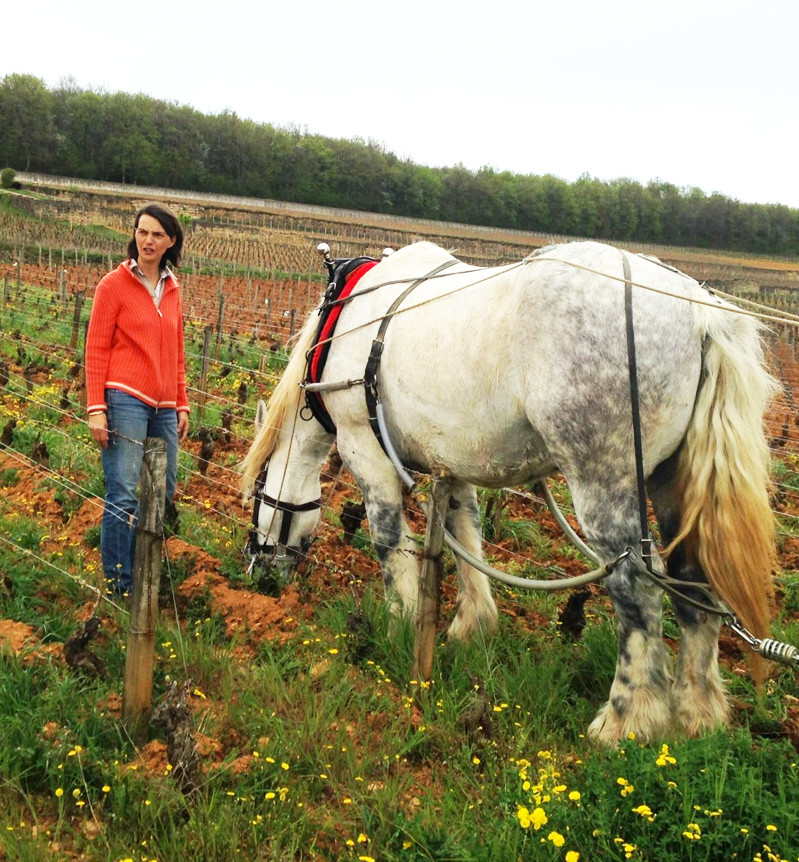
669 298 778 643
238 311 319 496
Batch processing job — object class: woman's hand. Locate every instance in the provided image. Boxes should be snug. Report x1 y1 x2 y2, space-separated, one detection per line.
88 412 109 449
178 410 190 443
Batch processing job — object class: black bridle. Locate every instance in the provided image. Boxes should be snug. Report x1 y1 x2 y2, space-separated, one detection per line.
245 461 322 565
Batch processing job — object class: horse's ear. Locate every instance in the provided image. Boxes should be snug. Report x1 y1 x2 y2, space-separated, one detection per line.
255 399 267 432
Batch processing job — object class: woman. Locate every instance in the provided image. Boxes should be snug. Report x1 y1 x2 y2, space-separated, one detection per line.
85 203 190 599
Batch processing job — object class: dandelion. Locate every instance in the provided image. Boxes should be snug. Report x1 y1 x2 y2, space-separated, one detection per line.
766 824 777 832
632 804 656 822
617 777 634 797
655 744 677 767
55 788 64 798
547 831 565 848
565 853 580 862
682 823 702 841
568 790 581 802
530 807 548 830
102 785 111 793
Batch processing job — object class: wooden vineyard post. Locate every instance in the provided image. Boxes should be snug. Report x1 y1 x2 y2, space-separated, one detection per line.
215 278 225 359
412 477 452 685
122 438 167 743
69 291 85 352
197 325 213 420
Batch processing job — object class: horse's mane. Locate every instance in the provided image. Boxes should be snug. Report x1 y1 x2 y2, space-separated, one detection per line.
239 310 319 495
239 240 453 496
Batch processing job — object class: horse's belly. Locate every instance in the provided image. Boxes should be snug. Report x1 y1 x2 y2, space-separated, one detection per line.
391 404 556 488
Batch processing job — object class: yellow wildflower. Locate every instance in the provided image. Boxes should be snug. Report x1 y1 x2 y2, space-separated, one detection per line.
682 822 702 841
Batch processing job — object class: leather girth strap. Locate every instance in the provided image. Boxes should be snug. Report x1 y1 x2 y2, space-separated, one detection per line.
364 259 458 449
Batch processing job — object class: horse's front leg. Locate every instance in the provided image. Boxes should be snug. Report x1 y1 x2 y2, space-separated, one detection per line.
339 436 420 618
445 481 498 642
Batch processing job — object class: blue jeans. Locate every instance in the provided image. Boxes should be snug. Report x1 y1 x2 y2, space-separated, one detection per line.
100 389 179 595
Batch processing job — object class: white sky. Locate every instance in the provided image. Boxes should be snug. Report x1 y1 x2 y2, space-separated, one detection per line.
5 0 799 208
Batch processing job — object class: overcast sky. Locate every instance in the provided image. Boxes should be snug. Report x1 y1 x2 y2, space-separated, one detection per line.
5 0 798 207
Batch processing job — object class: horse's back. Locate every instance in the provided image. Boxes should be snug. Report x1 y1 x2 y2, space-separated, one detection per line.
323 240 704 487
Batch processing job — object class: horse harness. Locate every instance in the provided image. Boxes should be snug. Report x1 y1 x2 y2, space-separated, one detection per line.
248 247 799 669
245 460 322 566
301 251 458 451
247 253 457 560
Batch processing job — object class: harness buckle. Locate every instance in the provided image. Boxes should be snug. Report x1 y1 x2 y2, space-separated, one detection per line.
640 537 653 570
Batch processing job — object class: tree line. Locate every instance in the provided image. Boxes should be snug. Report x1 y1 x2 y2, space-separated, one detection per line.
2 73 797 255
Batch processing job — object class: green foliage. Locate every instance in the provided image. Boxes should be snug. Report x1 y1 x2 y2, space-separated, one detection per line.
0 467 20 487
1 166 16 188
2 74 798 254
513 732 799 862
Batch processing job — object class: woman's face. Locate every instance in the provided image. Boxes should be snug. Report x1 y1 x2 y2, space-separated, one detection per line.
134 213 176 267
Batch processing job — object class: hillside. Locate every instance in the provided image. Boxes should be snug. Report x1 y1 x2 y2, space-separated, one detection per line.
0 176 798 862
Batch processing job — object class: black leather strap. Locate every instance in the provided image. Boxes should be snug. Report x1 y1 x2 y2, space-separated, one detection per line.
364 260 458 447
622 252 652 570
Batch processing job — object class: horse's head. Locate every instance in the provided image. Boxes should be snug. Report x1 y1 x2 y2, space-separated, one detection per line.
243 399 329 595
245 463 322 594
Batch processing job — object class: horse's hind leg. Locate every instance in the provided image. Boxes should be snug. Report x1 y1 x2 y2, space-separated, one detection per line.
569 480 674 744
444 481 498 642
648 456 729 737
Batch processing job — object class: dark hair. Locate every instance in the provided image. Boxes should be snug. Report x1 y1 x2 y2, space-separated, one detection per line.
127 203 184 268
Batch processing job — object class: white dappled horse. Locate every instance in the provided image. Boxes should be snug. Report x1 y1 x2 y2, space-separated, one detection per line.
240 240 776 745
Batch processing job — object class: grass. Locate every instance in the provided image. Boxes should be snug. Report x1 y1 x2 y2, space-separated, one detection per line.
1 588 797 861
2 221 799 861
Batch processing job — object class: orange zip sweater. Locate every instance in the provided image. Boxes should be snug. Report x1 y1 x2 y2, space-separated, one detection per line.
85 261 189 414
